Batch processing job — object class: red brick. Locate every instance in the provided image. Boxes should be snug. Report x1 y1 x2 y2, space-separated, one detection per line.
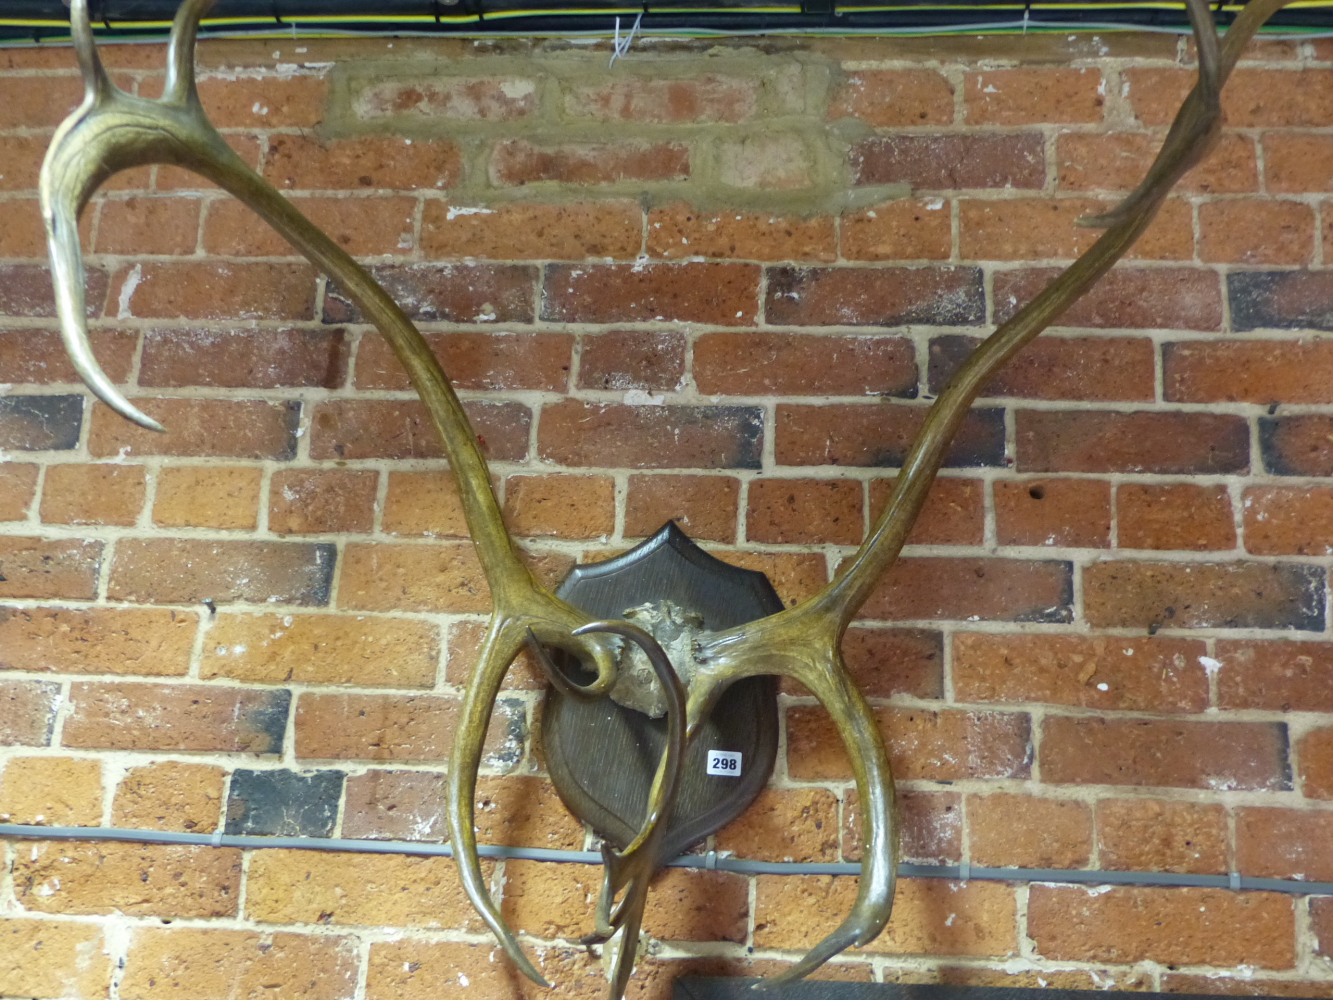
356 331 571 392
842 198 951 262
867 476 985 546
960 197 1172 262
854 556 1071 623
1166 339 1333 405
338 542 494 613
542 262 759 325
310 399 530 462
641 868 749 943
851 134 1045 189
294 692 521 767
835 626 943 700
715 787 841 862
14 842 241 918
473 775 585 850
340 770 447 841
1097 798 1229 874
1200 200 1314 265
1058 131 1258 195
263 133 462 190
0 755 102 825
624 474 739 542
953 633 1208 712
89 398 298 460
1016 410 1248 474
695 333 915 397
1264 133 1333 193
61 683 289 753
0 680 59 746
108 539 334 606
844 789 961 864
1262 415 1333 477
776 403 1003 468
0 200 50 258
787 704 1030 782
0 75 83 128
109 262 316 321
1236 808 1333 882
1084 560 1324 631
754 876 1016 956
1244 486 1333 556
381 471 468 538
196 75 328 127
708 550 828 607
40 464 146 526
0 395 84 451
490 139 689 185
1127 68 1333 128
269 469 377 535
503 474 616 539
1040 716 1289 791
1300 728 1333 799
577 331 684 392
444 621 545 691
994 267 1222 331
0 537 102 600
246 849 487 928
153 466 261 530
112 761 224 834
829 69 955 127
1028 885 1295 968
1118 482 1237 551
201 613 437 688
747 478 862 545
323 263 537 325
994 477 1110 548
422 200 641 260
0 917 110 999
353 76 537 121
0 328 135 384
563 75 758 124
139 328 349 389
94 197 201 255
0 263 109 319
966 68 1103 125
969 793 1093 868
0 463 36 521
0 606 196 676
648 204 835 262
364 941 607 1000
1217 640 1333 712
0 136 53 191
765 266 983 327
121 928 358 1000
538 400 762 469
204 196 416 257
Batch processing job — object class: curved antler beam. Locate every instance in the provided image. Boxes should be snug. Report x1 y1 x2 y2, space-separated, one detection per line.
41 1 621 986
693 0 1293 983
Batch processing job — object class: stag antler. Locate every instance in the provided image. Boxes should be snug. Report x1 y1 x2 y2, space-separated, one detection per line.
43 0 1292 994
38 0 677 987
685 0 1292 984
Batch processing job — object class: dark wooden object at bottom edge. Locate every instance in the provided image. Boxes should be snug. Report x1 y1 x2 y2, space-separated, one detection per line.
677 982 1279 1000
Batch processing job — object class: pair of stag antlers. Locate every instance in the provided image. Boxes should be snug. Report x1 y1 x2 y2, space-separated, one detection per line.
41 0 1291 995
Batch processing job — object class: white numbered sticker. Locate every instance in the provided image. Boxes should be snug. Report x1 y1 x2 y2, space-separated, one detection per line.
706 750 742 776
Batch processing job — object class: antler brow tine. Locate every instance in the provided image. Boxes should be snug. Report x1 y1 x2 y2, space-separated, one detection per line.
42 1 625 988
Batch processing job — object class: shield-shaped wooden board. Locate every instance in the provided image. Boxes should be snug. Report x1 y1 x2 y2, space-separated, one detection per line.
542 521 783 863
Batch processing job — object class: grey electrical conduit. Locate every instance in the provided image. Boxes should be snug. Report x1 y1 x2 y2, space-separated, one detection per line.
2 823 1331 896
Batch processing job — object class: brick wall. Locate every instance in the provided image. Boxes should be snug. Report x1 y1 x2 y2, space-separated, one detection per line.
4 26 1333 1000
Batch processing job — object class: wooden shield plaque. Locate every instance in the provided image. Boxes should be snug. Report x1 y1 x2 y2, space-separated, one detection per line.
542 522 782 863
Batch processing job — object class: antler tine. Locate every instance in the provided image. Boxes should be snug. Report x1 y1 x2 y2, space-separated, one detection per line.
69 0 112 103
44 4 627 986
691 0 1297 984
